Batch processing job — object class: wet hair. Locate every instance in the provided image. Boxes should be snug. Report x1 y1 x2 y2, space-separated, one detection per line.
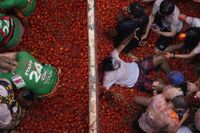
184 27 200 51
172 95 188 110
178 82 188 96
171 95 188 119
102 56 115 71
128 2 145 18
159 0 175 16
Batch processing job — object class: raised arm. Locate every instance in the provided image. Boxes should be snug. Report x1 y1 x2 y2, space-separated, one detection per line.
165 51 197 59
115 31 136 54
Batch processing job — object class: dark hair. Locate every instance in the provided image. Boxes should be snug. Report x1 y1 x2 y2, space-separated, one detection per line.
102 56 114 71
184 27 200 51
128 2 145 18
178 82 188 96
159 0 175 16
172 95 188 110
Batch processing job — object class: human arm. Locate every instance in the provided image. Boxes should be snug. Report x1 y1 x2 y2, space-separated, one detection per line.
0 0 17 9
164 43 183 53
115 30 137 54
142 13 155 40
156 29 176 37
165 51 197 59
0 52 18 73
179 14 200 27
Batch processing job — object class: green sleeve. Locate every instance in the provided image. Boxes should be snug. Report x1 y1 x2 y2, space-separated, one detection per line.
0 0 17 9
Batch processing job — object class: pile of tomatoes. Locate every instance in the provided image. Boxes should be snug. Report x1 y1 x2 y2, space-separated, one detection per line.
8 0 200 132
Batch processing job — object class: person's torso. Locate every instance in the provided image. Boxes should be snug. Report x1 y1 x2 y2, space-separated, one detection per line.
0 51 58 96
139 94 179 133
105 60 139 88
0 81 14 128
162 7 182 32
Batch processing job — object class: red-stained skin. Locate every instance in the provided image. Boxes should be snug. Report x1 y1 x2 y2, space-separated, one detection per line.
0 0 198 132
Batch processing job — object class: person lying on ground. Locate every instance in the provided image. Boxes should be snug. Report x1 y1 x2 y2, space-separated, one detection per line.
141 0 183 52
102 30 176 102
0 78 25 133
0 51 59 106
0 12 24 49
133 94 189 133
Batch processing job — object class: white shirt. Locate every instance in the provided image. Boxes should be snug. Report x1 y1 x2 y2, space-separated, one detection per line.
103 50 139 90
0 85 12 128
176 126 193 133
152 0 183 32
186 16 200 27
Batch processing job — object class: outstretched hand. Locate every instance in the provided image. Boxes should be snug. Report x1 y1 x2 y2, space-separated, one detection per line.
104 91 124 105
165 52 173 59
0 56 17 73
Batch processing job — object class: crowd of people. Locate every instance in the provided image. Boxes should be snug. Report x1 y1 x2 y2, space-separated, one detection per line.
102 0 200 132
0 0 60 132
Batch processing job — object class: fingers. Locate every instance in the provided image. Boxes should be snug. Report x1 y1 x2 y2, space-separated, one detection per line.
0 56 17 72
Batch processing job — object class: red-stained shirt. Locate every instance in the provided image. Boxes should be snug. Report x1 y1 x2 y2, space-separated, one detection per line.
139 94 179 133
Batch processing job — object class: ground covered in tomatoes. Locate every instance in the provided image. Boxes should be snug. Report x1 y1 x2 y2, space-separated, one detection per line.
4 0 200 132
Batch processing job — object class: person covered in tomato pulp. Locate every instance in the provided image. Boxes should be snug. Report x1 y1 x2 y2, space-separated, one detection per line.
133 94 189 133
0 51 59 105
0 12 24 49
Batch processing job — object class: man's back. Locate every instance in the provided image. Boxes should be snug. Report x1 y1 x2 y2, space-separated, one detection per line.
139 94 179 133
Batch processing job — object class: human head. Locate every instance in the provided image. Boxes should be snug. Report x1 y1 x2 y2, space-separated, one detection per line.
127 2 145 18
159 0 175 16
167 71 185 86
171 95 188 119
102 56 120 72
183 27 200 51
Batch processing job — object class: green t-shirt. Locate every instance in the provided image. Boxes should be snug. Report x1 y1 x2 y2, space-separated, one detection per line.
0 51 59 96
0 0 36 17
0 13 24 48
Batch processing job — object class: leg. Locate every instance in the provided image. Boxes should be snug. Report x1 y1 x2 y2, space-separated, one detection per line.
134 96 151 107
153 55 171 73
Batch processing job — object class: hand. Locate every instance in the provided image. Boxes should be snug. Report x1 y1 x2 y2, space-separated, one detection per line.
128 53 139 62
141 34 147 41
194 91 200 99
187 82 199 95
104 91 124 103
0 56 17 73
151 27 161 34
165 52 173 59
178 14 187 21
